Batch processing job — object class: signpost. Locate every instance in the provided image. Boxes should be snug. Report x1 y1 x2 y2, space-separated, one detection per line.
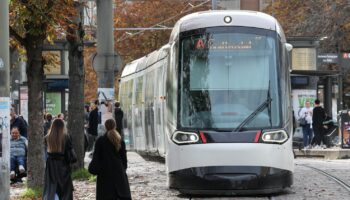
0 0 10 199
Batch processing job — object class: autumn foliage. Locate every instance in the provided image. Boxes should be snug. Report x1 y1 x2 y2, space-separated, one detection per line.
84 0 211 100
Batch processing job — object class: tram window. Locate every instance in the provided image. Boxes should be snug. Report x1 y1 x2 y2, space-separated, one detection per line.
179 27 281 129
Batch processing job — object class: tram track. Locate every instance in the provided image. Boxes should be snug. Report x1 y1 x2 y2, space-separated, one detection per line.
298 164 350 193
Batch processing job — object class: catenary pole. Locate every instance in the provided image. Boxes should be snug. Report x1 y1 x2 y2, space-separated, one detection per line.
212 0 217 9
0 0 11 199
94 0 121 128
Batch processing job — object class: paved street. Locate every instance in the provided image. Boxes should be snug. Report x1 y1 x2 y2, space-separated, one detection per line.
10 152 350 199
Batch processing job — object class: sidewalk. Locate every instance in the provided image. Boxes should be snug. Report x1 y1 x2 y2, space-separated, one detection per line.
294 146 350 159
10 151 182 200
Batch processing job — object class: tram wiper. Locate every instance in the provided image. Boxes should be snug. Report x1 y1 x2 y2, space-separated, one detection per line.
234 83 272 132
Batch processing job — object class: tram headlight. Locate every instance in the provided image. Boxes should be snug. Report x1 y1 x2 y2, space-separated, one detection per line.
261 130 288 144
172 131 199 144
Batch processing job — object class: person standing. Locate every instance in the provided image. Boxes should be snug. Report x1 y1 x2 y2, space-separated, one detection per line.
43 119 76 200
299 100 313 148
88 119 131 200
43 113 53 136
114 101 124 137
88 101 99 146
312 99 326 147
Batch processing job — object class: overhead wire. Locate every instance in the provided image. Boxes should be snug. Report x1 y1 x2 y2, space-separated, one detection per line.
115 0 211 43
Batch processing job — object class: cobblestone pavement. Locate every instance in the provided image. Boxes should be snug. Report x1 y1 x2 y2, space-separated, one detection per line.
10 153 350 199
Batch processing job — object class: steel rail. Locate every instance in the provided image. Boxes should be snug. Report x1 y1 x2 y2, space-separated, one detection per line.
299 164 350 193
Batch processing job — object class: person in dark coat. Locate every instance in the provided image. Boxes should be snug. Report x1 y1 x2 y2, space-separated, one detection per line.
10 108 28 138
43 113 53 136
88 101 99 137
114 101 124 137
43 119 76 200
312 99 326 146
88 119 131 200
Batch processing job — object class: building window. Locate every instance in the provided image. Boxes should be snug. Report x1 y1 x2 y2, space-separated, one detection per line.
43 51 61 75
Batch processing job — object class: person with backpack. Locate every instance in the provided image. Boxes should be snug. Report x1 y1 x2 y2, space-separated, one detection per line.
298 100 313 149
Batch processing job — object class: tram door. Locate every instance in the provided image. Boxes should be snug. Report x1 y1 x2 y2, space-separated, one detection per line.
159 59 168 156
145 71 156 152
133 76 146 151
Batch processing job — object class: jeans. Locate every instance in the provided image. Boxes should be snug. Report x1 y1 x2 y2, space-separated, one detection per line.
10 156 26 171
302 124 313 147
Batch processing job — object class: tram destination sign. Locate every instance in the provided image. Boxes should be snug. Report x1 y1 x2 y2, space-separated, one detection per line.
317 53 338 64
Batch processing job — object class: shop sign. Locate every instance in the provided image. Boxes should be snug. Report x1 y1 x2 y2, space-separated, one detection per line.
342 53 350 59
317 53 338 63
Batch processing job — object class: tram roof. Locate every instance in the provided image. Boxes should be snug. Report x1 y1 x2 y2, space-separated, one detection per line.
170 10 285 43
121 45 169 78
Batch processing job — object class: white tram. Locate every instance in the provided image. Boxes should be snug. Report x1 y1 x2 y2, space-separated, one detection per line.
119 10 294 195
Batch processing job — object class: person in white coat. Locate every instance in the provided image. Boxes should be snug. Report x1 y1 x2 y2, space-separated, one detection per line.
299 101 313 148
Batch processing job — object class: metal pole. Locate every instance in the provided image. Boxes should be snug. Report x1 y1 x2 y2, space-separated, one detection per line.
95 0 116 88
212 0 217 10
324 77 333 117
95 0 121 128
0 0 10 199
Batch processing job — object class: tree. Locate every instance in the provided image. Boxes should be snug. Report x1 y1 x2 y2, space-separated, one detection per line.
112 0 211 97
265 0 350 52
264 0 350 107
66 1 85 169
9 0 75 188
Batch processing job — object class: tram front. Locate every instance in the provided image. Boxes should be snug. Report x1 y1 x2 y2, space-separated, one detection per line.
167 12 294 195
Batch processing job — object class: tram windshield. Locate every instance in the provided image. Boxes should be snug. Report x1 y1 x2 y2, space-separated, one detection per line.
179 27 281 130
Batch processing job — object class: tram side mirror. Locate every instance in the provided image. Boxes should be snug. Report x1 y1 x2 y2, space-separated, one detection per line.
285 43 293 52
285 43 293 70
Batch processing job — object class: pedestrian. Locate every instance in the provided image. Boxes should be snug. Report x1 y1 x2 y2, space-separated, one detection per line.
299 100 313 149
114 101 124 138
58 113 65 121
43 118 76 200
10 108 28 138
43 113 53 136
88 119 131 200
88 100 99 150
312 99 326 147
10 127 27 183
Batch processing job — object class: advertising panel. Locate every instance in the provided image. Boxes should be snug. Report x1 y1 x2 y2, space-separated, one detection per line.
20 86 28 122
0 97 10 157
292 89 317 120
292 48 317 70
46 92 61 116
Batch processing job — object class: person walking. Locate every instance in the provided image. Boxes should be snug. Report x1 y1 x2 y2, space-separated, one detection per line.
88 119 131 200
312 99 326 147
43 119 76 200
114 101 124 138
299 100 313 149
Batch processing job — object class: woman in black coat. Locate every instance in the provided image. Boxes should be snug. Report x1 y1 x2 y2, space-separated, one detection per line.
43 119 76 200
88 119 131 200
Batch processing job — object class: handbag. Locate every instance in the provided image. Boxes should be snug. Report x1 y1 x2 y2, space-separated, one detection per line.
68 148 77 164
298 117 307 126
